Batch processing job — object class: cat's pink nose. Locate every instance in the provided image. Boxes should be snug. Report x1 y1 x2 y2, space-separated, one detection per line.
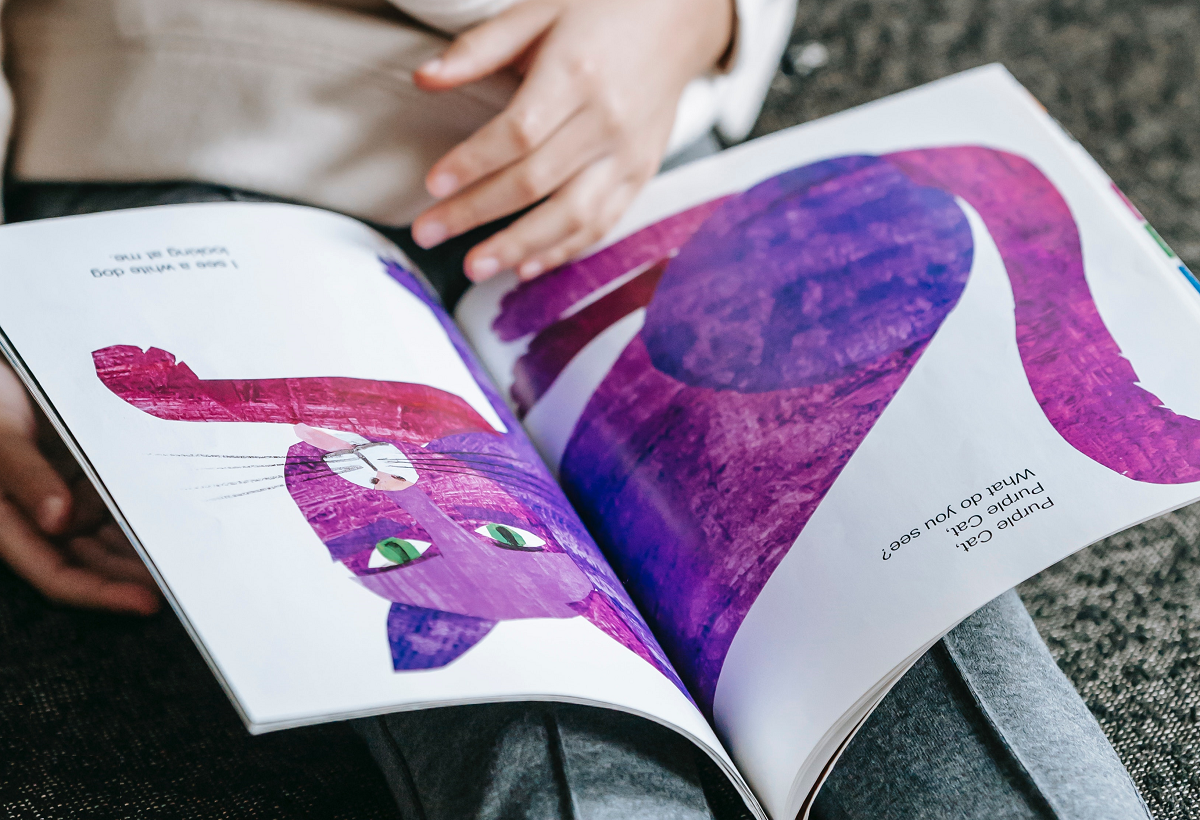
372 471 414 491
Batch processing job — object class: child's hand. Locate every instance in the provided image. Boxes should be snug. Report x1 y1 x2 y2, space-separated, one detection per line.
411 0 735 281
0 362 160 615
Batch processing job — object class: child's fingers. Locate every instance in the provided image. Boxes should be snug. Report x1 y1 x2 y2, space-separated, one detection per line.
96 521 146 565
416 23 598 206
0 430 71 533
66 474 107 534
415 64 585 212
414 1 558 91
464 158 625 280
67 534 157 588
0 364 35 438
0 496 158 615
417 111 606 257
518 182 640 279
72 502 154 585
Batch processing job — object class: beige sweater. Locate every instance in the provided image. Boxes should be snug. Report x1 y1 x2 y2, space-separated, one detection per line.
0 0 794 225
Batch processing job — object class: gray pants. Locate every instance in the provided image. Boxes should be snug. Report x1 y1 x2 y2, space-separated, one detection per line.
354 591 1151 820
7 180 1150 820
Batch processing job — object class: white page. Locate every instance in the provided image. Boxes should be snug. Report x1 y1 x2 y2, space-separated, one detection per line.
0 203 756 809
457 65 1200 817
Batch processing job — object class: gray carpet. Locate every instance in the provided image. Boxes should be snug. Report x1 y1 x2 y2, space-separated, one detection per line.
751 2 1200 816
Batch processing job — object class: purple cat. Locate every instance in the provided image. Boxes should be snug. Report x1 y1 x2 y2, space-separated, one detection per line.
90 262 683 691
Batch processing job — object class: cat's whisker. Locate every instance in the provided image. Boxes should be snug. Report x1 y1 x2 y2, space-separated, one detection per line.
396 464 556 497
405 456 545 477
163 443 561 502
286 467 364 485
418 470 551 493
407 462 540 480
416 450 529 462
210 483 290 500
211 464 366 498
188 474 290 490
200 463 292 471
403 452 537 468
191 464 361 491
404 455 548 480
403 453 532 470
206 454 372 471
152 452 286 459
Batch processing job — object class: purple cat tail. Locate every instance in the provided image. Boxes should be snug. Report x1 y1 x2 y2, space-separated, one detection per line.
386 604 496 670
886 147 1200 484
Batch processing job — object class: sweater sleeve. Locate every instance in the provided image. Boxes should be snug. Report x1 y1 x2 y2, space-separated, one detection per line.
668 0 796 152
386 0 520 33
716 0 796 140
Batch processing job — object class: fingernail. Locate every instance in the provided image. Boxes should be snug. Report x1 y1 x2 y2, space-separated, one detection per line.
39 496 66 531
470 257 500 280
428 172 458 198
413 221 447 249
518 260 543 279
419 58 444 76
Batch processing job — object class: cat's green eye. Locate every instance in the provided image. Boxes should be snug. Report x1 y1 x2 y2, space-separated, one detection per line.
370 537 430 568
475 523 545 551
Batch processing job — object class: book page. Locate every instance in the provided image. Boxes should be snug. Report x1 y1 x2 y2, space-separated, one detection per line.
0 203 751 805
456 65 1200 818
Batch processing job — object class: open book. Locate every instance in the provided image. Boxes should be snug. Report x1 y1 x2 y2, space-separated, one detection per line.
2 64 1198 819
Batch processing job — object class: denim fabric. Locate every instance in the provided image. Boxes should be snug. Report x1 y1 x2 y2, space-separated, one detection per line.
4 179 1150 820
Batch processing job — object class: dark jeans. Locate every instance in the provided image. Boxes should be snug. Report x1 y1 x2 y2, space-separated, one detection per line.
3 180 1150 820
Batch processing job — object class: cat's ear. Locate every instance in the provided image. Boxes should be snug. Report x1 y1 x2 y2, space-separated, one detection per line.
387 604 495 670
294 424 351 452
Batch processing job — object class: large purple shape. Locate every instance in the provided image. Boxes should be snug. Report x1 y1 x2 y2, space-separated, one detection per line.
559 156 973 708
644 156 972 392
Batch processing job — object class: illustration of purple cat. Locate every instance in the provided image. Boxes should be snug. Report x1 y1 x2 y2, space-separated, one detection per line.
91 263 682 691
495 146 1200 712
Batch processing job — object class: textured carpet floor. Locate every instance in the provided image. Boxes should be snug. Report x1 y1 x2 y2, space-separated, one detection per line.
0 563 402 819
752 2 1200 817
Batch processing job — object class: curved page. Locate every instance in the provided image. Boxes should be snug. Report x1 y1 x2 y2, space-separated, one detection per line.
456 64 1200 818
0 202 754 812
